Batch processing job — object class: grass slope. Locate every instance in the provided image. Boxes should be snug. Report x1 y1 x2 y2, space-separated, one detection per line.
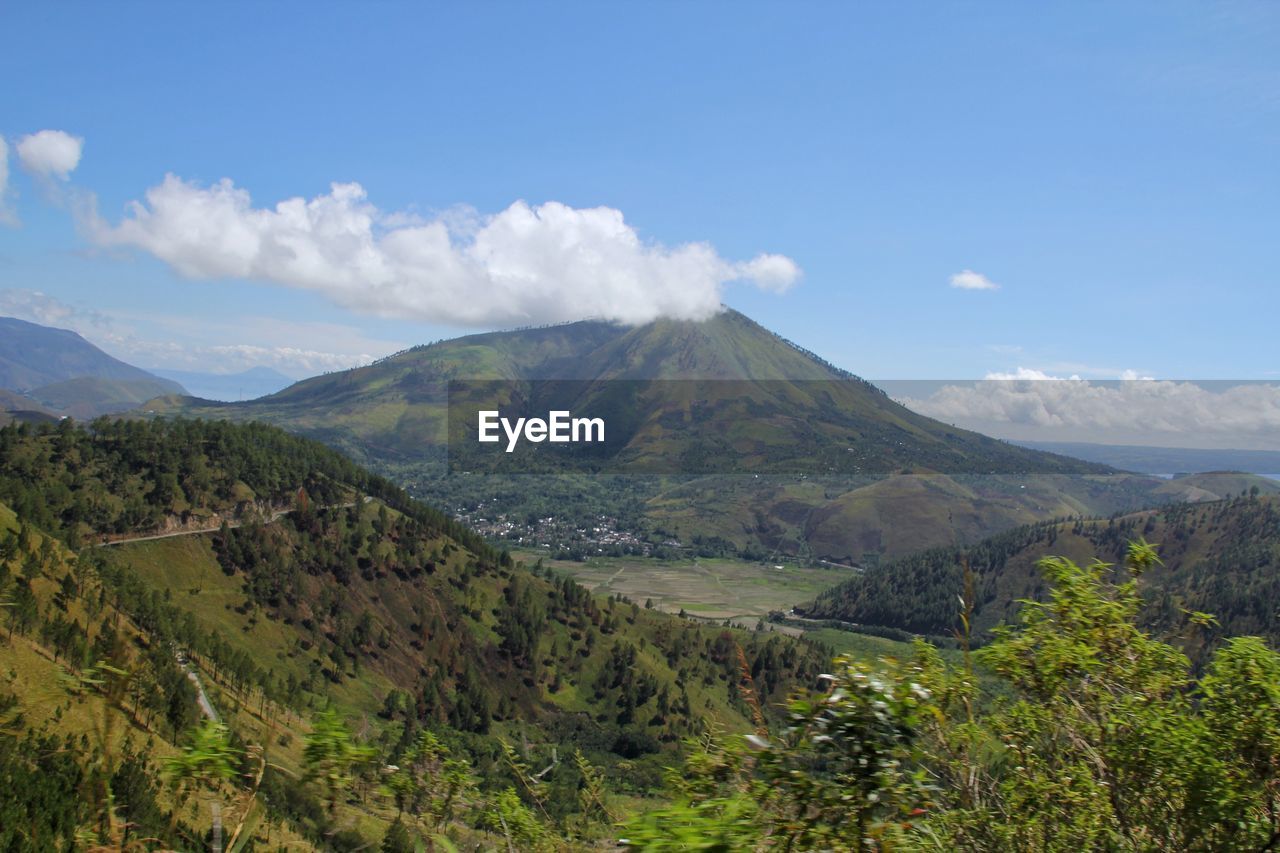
521 551 848 623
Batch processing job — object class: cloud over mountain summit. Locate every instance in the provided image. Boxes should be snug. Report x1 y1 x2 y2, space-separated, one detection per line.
88 175 801 327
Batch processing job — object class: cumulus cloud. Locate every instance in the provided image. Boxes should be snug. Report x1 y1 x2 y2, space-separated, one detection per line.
85 175 802 327
16 130 83 180
949 269 1000 291
736 253 802 293
897 372 1280 450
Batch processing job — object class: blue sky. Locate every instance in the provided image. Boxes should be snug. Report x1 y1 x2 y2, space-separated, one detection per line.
0 2 1276 380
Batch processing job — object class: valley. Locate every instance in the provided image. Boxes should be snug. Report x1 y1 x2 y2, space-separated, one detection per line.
5 7 1277 847
514 551 848 625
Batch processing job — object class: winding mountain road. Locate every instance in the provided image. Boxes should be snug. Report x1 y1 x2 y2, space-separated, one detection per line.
177 653 223 850
93 497 371 548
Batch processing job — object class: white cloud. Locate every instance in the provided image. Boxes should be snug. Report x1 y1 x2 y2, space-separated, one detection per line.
0 288 109 329
737 253 801 293
898 372 1280 450
86 175 802 327
124 340 375 376
16 130 83 180
208 344 374 374
984 368 1080 381
949 269 1000 291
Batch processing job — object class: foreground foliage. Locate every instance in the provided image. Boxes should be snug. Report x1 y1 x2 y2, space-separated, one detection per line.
626 541 1280 851
803 494 1280 657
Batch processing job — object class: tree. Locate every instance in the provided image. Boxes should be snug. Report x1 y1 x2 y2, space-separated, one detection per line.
627 540 1280 851
381 818 415 853
930 540 1280 850
165 720 238 850
7 579 38 639
302 708 376 816
474 788 550 851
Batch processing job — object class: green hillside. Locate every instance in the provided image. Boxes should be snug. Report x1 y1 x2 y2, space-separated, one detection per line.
797 470 1270 564
1152 470 1280 501
800 491 1280 655
0 418 828 850
4 412 1280 850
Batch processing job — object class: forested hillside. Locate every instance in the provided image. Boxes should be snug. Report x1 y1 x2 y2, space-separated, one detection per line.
0 417 490 553
0 418 827 850
800 492 1280 654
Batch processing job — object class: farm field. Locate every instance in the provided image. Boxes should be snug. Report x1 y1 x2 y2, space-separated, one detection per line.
516 550 853 623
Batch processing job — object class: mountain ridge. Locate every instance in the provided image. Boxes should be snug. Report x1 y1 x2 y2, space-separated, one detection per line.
0 316 186 417
148 308 1107 474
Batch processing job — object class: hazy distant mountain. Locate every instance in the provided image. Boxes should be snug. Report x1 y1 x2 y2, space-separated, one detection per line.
1017 441 1280 477
150 366 295 401
0 317 182 392
0 316 185 417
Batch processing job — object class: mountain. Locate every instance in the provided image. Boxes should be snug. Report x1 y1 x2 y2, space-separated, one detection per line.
0 417 826 849
150 365 295 401
152 311 1101 469
148 309 1185 560
0 316 183 392
799 492 1280 658
0 316 185 416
